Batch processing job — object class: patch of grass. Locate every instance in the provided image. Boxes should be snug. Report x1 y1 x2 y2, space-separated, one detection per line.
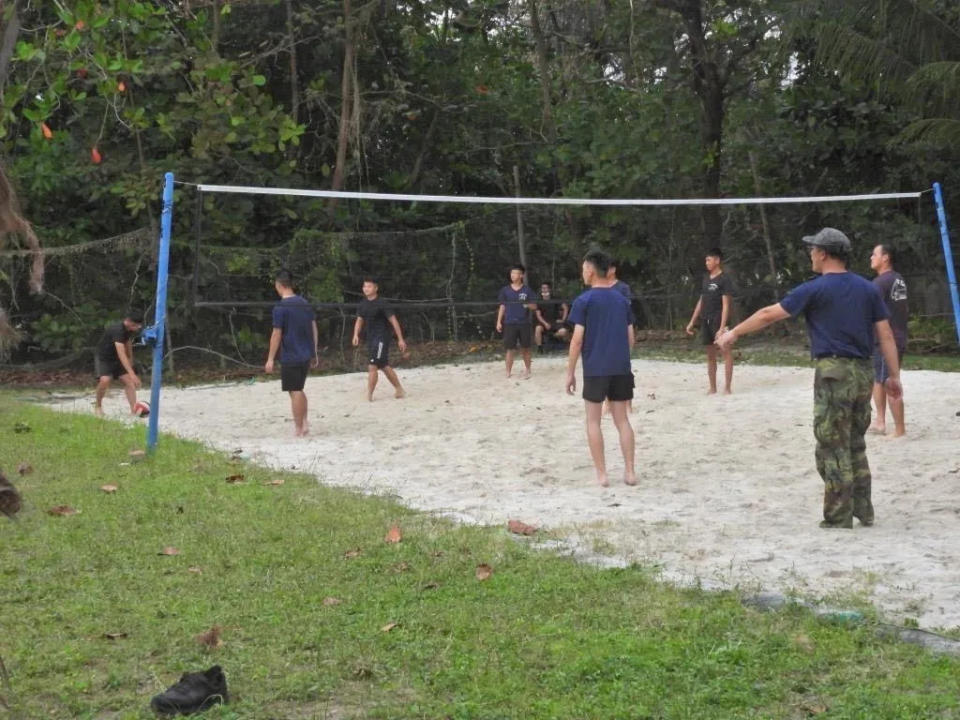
1 399 959 719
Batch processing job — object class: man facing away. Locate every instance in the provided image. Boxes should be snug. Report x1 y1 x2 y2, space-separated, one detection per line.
352 277 407 401
717 228 902 529
94 309 144 416
496 264 537 378
265 269 318 437
868 243 908 437
533 281 569 351
686 248 734 394
565 249 637 488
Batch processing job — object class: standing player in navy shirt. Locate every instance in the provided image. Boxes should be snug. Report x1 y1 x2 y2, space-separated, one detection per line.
353 277 408 401
717 228 902 529
265 269 318 437
496 264 538 378
565 249 637 487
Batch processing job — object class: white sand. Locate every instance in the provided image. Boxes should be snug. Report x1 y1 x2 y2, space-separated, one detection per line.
58 357 960 629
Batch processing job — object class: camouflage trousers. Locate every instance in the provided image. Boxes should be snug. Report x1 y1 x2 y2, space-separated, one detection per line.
813 357 874 528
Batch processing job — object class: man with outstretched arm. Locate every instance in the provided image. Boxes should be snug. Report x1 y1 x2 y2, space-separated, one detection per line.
265 269 318 437
353 277 408 401
565 249 637 488
716 228 902 529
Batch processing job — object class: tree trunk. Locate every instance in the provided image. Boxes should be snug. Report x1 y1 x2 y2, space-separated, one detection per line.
0 0 22 100
329 0 355 217
527 0 556 143
285 0 300 121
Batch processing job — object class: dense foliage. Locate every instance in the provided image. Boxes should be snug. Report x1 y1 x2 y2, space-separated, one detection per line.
1 0 958 359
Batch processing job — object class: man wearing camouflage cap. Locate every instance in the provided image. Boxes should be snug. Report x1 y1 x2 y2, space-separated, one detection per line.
716 228 903 529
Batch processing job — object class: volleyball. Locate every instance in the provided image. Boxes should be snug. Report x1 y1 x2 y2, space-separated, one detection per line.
133 400 150 418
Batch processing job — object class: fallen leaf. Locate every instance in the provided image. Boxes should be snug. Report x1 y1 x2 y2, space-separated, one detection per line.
507 519 537 536
647 392 656 400
264 478 284 486
475 563 493 581
17 462 33 476
322 596 342 606
195 625 223 649
344 549 362 559
47 505 79 516
430 550 445 558
353 665 373 679
384 525 402 543
390 562 411 573
799 699 828 715
100 484 118 494
159 546 180 556
187 567 202 575
381 622 399 632
225 474 245 484
103 632 128 640
421 582 440 590
128 449 146 461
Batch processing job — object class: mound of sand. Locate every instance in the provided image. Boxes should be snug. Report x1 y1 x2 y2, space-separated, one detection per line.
59 357 960 629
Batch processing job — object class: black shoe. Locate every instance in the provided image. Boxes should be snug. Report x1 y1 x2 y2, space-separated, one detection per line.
150 665 227 716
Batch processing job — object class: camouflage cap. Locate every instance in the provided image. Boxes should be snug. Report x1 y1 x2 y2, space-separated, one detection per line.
802 227 851 253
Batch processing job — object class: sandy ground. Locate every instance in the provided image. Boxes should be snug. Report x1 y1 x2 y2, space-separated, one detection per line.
56 357 960 629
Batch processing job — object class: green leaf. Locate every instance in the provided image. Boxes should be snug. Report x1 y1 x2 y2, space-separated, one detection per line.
251 74 266 86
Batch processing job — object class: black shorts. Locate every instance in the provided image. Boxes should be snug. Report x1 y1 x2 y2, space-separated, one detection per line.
368 337 390 369
503 324 532 349
701 314 722 346
281 364 308 392
94 356 125 380
582 374 635 403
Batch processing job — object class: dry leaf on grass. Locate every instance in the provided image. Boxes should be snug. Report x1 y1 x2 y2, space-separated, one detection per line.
128 449 146 462
264 478 284 486
799 699 828 715
381 622 399 632
100 484 118 494
507 519 537 536
225 474 245 484
322 597 342 606
343 549 362 559
421 582 440 591
103 632 128 640
158 546 180 556
390 562 411 573
188 567 203 574
384 525 402 543
195 625 223 649
17 462 33 476
47 505 79 516
475 564 493 581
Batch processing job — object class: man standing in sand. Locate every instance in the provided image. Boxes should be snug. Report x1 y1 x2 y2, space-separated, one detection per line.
868 244 908 437
265 269 318 437
496 264 537 378
565 249 636 487
94 309 144 417
717 228 902 529
353 277 407 401
686 248 734 394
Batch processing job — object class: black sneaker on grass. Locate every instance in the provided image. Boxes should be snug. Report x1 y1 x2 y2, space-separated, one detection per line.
150 665 228 716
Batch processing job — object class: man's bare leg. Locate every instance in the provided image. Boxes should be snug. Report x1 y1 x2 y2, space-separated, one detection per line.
608 400 636 485
584 401 608 487
383 366 406 398
722 346 734 394
94 376 111 416
290 391 308 436
119 374 138 413
367 365 379 401
505 349 515 378
521 348 532 378
869 382 887 434
705 346 718 394
534 325 544 348
889 394 906 437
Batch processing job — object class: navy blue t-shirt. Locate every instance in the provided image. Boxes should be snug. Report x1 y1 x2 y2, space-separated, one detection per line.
611 279 636 324
779 272 889 359
498 284 536 325
272 295 315 365
568 288 632 377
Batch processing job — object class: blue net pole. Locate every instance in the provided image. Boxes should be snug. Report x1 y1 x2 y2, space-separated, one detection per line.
932 182 960 346
147 172 174 453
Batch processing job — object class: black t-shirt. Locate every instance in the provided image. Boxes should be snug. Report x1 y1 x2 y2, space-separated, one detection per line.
358 297 395 340
97 322 133 362
700 272 733 318
537 300 565 325
873 271 908 349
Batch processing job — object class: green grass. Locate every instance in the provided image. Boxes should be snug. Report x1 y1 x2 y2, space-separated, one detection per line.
2 399 960 719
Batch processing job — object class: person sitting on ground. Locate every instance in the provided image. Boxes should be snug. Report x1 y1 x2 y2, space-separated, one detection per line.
94 309 144 416
534 281 569 352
